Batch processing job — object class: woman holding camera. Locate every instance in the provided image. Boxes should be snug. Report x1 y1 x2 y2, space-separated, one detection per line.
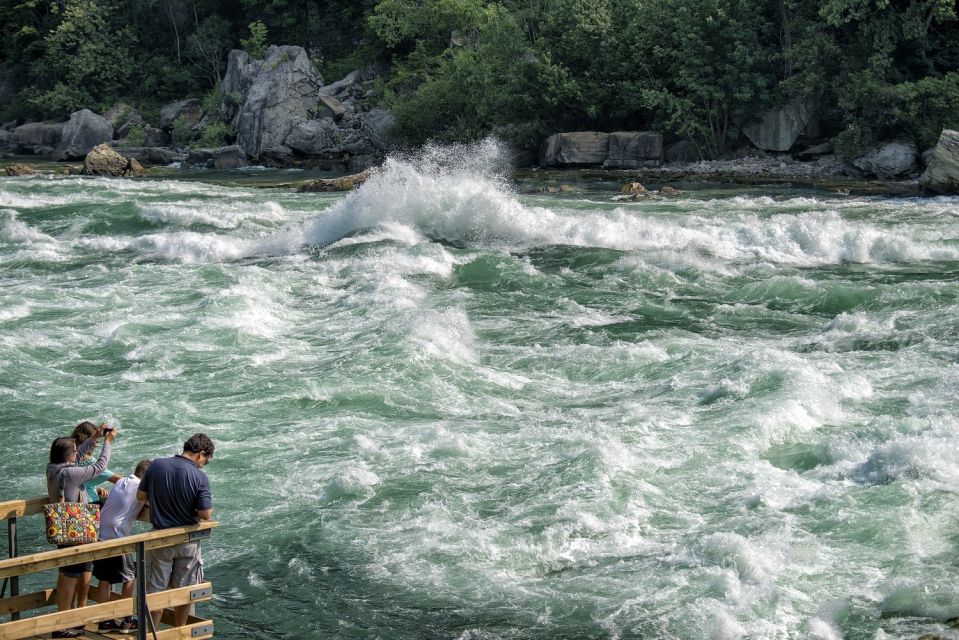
45 424 116 638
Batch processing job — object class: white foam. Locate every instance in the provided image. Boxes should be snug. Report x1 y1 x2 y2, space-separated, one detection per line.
138 200 287 229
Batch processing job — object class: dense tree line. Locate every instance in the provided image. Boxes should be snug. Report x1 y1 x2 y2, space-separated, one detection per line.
1 0 957 158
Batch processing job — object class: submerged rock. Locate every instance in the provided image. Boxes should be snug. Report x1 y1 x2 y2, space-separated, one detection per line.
619 181 648 195
5 163 35 176
297 169 371 192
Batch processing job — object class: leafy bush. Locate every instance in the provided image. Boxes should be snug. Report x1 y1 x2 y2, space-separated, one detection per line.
241 20 268 60
125 123 147 147
171 116 197 149
195 120 235 149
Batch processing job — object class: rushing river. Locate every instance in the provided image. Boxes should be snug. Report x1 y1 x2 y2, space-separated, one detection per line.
2 141 959 639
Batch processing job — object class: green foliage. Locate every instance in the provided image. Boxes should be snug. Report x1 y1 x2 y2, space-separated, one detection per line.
125 123 147 147
241 20 269 59
195 120 235 148
171 116 197 149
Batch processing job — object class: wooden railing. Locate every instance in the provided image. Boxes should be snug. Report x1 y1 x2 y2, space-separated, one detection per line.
0 496 217 640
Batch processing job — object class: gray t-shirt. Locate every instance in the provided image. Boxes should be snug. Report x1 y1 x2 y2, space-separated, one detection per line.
46 438 112 503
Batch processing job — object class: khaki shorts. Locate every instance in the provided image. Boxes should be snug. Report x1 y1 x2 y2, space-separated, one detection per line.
145 542 203 593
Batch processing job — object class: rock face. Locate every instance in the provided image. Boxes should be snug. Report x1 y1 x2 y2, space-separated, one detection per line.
222 46 324 158
604 131 663 168
0 129 12 153
920 129 959 194
82 143 145 177
742 102 813 152
358 108 395 151
54 109 114 160
13 122 64 154
298 169 371 192
540 132 610 166
665 140 699 163
852 140 918 179
160 99 204 130
316 95 346 121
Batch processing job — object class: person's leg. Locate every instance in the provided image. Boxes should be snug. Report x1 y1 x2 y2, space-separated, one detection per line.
75 569 92 607
92 579 111 603
167 542 204 627
146 546 175 629
120 579 135 599
55 572 79 611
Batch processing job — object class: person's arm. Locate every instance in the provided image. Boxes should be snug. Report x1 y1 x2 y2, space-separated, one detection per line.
64 435 115 485
136 467 150 503
195 476 213 521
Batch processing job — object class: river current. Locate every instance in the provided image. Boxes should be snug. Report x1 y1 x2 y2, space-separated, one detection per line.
2 141 959 639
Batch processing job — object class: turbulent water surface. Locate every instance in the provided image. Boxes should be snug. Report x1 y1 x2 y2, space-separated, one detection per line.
2 142 959 639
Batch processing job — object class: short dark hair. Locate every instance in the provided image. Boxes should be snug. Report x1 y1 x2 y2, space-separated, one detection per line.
71 421 97 446
50 437 77 464
183 433 214 458
133 459 151 479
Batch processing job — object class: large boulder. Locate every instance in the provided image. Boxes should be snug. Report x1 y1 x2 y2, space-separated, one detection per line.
920 129 959 194
540 132 609 167
284 118 374 158
54 109 114 161
356 108 395 151
81 143 145 177
13 122 64 154
5 163 35 176
0 129 13 154
160 98 204 130
212 145 248 169
604 131 663 168
851 141 918 179
316 95 346 121
222 46 324 158
742 101 813 152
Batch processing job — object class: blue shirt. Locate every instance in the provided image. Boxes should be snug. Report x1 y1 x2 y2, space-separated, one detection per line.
139 455 212 529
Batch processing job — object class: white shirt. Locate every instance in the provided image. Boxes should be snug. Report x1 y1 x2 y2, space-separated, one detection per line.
99 475 145 540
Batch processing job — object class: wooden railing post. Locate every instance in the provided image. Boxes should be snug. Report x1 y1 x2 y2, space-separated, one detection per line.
6 516 18 621
136 540 147 640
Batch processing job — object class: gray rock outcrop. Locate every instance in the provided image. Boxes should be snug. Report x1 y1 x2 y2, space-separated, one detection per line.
184 145 248 169
82 143 145 177
852 141 918 179
357 108 395 151
0 129 13 154
540 132 610 166
112 146 186 166
54 109 114 161
222 46 324 158
920 129 959 194
742 102 813 152
160 99 204 130
102 103 146 140
13 122 64 154
604 131 663 168
665 140 699 163
285 118 375 158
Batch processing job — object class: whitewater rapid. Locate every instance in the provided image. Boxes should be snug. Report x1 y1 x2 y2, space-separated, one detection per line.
2 142 959 639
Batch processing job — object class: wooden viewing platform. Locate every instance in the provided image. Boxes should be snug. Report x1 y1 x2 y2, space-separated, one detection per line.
1 496 218 640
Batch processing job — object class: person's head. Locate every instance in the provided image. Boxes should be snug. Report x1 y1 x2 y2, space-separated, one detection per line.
183 433 215 468
71 421 98 446
133 459 151 479
49 436 78 464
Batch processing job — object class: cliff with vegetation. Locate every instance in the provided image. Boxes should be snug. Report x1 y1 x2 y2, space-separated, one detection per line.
1 0 958 167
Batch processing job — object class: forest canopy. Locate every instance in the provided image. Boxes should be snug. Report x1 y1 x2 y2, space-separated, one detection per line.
1 0 957 158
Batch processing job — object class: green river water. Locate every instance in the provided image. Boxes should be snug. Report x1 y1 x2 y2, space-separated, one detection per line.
1 142 958 639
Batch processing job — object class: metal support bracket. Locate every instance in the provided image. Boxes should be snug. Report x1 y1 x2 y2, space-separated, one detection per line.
188 529 211 542
191 622 214 637
190 586 212 601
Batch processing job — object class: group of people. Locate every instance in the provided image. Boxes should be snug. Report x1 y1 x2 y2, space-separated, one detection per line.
45 422 215 638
